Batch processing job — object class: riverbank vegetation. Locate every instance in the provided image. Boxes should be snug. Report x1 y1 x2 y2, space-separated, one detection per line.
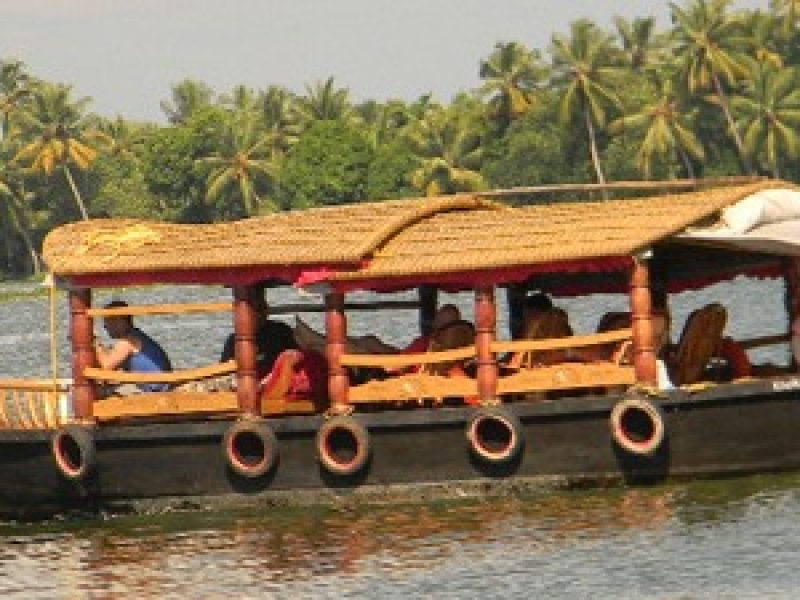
2 0 800 277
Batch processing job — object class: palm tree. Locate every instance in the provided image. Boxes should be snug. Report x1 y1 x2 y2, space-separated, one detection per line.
405 106 486 196
742 10 785 68
550 19 623 184
0 59 31 140
160 79 214 125
771 0 800 33
354 99 410 149
260 85 302 160
13 83 100 219
294 77 354 124
609 75 705 178
613 16 663 71
0 143 41 273
731 64 800 177
670 0 753 171
196 112 277 217
478 41 547 133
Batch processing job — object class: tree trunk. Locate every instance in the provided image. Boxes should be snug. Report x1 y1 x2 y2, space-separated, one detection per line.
584 104 606 185
62 165 89 220
6 195 41 275
678 148 696 179
712 73 752 174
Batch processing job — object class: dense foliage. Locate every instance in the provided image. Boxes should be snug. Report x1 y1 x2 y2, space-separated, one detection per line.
2 0 800 276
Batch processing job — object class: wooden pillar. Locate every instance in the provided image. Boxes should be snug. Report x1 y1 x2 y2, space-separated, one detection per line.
629 256 658 386
418 285 438 336
783 258 800 368
475 286 498 404
325 292 349 411
69 288 96 420
233 285 260 416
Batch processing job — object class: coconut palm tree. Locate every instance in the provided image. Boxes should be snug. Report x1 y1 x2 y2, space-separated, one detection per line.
260 85 302 160
670 0 753 171
13 83 100 220
613 16 664 71
731 64 800 177
160 79 215 125
405 105 486 196
771 0 800 34
0 142 40 274
294 77 354 125
609 75 705 178
0 59 31 140
354 99 410 149
478 41 547 133
196 112 277 217
550 19 624 184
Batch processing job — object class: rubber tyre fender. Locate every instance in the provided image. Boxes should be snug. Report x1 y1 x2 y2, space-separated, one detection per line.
316 415 371 477
51 424 96 481
609 396 666 457
222 419 279 479
466 406 524 465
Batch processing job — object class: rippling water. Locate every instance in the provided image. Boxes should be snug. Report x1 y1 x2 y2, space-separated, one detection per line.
0 279 797 598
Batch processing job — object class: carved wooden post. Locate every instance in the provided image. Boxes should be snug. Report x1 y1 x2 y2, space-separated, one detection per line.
784 258 800 368
475 286 498 404
69 288 96 421
629 256 658 386
325 292 349 411
418 285 438 336
233 285 259 416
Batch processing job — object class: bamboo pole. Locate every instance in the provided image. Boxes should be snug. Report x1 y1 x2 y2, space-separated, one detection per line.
477 176 768 200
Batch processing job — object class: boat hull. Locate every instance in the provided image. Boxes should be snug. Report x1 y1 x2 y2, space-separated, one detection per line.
2 379 800 517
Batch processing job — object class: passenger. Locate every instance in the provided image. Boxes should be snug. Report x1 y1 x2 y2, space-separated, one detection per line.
518 292 556 340
220 289 299 378
402 304 462 354
381 304 463 376
94 300 173 393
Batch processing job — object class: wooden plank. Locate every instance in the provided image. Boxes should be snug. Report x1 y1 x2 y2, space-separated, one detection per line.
261 398 318 416
84 360 236 384
490 329 632 354
0 379 71 391
93 391 239 421
349 373 478 403
497 363 635 394
88 299 420 318
739 333 790 350
340 346 476 368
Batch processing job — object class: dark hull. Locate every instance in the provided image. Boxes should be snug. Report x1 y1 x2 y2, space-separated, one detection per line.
3 379 800 517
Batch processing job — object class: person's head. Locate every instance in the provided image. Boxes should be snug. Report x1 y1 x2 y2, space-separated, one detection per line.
432 304 461 331
102 300 134 339
524 292 553 316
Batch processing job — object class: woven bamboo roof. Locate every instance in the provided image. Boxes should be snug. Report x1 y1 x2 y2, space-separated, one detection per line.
42 180 792 287
43 194 504 277
330 180 790 282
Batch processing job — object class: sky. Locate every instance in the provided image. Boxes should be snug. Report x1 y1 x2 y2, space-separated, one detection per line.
1 0 769 123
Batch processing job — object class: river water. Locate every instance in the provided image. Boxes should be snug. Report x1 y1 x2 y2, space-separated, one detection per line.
0 279 797 599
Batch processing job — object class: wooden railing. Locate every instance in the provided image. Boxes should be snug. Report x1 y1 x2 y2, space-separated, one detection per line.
0 379 72 430
83 360 236 385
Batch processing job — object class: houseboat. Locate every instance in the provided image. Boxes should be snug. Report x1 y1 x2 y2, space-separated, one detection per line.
1 177 800 517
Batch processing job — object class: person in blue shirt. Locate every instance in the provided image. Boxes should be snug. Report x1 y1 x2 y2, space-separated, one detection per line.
94 300 173 392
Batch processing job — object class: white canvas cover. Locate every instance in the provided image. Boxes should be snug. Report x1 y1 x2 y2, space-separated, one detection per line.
678 188 800 256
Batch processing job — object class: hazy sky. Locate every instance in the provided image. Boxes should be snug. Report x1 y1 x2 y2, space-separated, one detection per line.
1 0 769 123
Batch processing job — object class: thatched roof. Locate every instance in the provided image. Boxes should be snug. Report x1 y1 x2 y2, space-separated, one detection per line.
43 194 504 277
42 180 792 288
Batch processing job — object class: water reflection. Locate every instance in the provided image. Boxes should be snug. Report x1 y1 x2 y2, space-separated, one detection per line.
4 476 800 599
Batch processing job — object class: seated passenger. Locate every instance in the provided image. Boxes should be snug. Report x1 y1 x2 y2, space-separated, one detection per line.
94 300 173 393
403 304 462 354
508 294 573 368
220 290 299 378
